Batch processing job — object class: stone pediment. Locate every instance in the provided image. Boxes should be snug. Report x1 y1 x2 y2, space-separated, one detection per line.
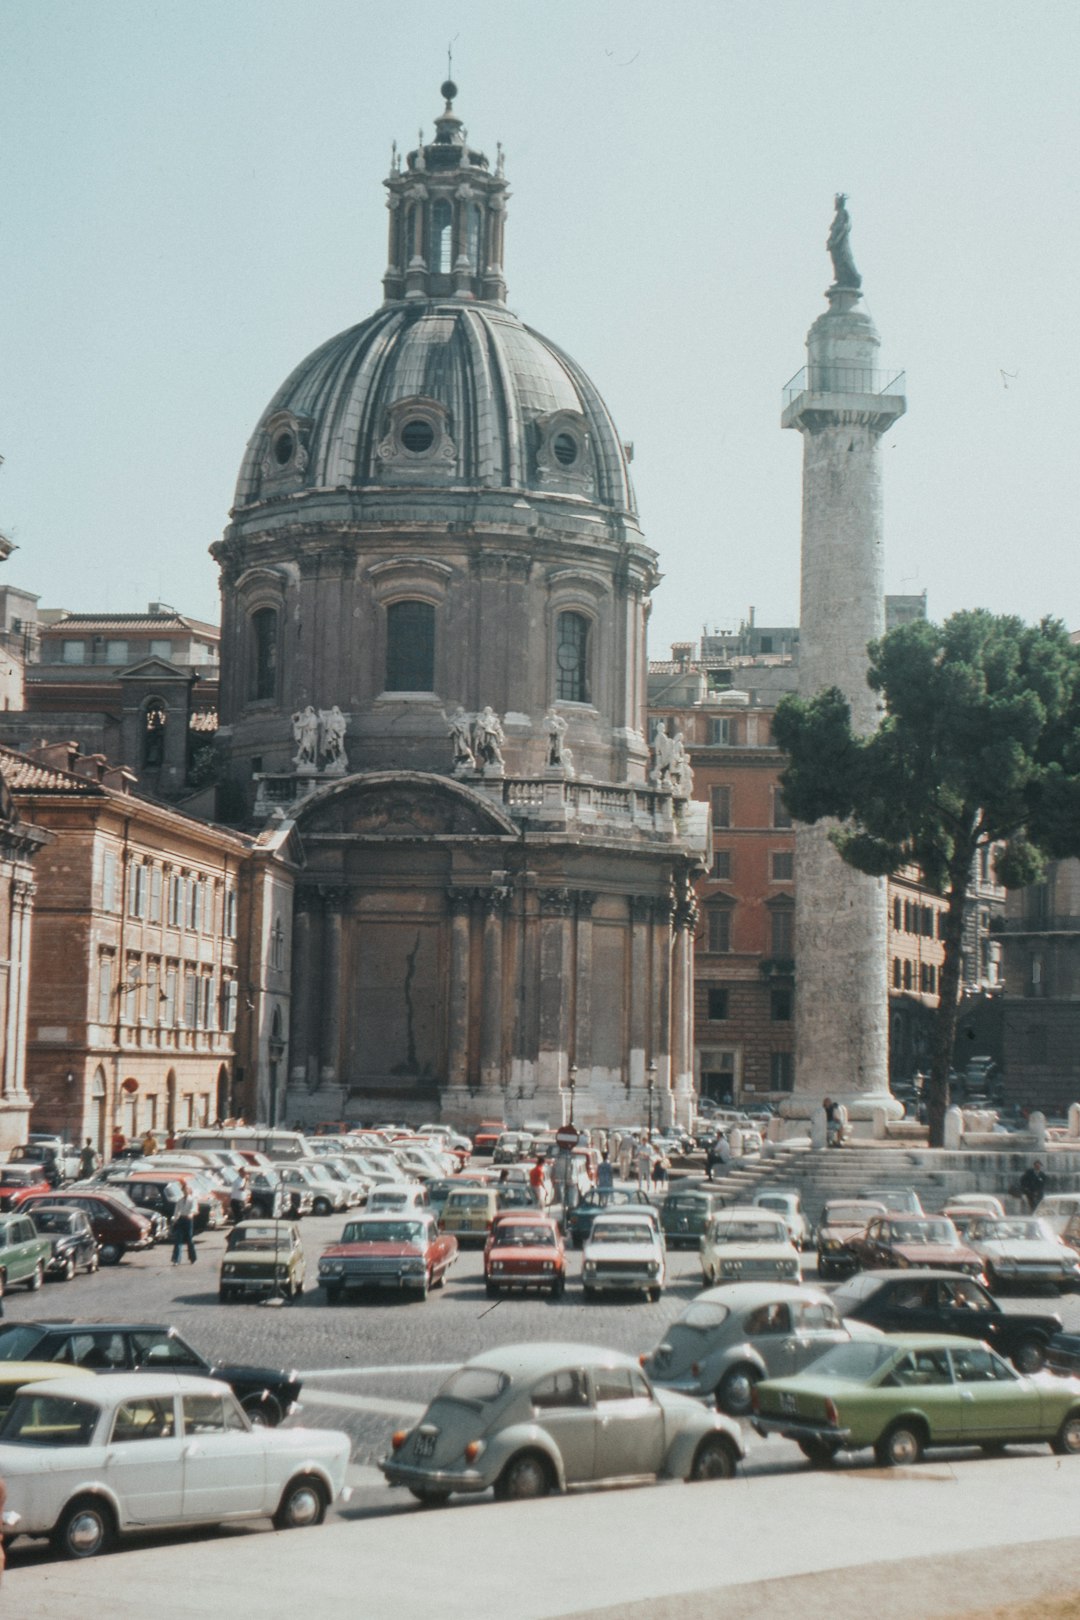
116 656 196 683
294 770 517 839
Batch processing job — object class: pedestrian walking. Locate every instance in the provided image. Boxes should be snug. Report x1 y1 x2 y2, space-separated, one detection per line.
229 1169 251 1224
637 1135 653 1191
141 1128 158 1158
1020 1159 1047 1213
170 1187 199 1264
653 1151 669 1190
706 1133 731 1182
78 1138 98 1180
596 1151 615 1193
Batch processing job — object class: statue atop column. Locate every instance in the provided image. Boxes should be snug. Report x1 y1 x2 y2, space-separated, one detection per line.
826 192 862 290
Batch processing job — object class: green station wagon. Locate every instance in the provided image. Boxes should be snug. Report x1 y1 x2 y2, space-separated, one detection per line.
753 1332 1080 1468
0 1214 53 1296
659 1188 727 1248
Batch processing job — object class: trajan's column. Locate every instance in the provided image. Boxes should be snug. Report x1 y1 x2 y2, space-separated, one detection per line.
781 196 906 1132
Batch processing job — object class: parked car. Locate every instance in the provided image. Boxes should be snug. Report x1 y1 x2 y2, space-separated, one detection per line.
11 1138 77 1182
751 1189 811 1248
582 1211 666 1300
567 1186 655 1248
830 1269 1061 1373
28 1206 100 1280
295 1160 350 1216
1034 1194 1080 1239
942 1194 1006 1221
318 1213 458 1302
0 1164 55 1211
643 1281 871 1416
21 1189 155 1265
659 1186 728 1248
700 1208 801 1287
367 1183 430 1215
381 1342 743 1503
484 1212 566 1297
0 1212 53 1295
962 1216 1080 1293
471 1120 505 1156
752 1333 1080 1468
815 1200 887 1279
0 1360 94 1424
856 1186 924 1215
0 1320 303 1425
0 1372 352 1557
276 1166 317 1219
842 1214 984 1277
219 1220 306 1302
441 1186 502 1244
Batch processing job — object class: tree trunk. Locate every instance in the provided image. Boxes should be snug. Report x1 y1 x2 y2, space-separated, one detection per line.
926 864 971 1148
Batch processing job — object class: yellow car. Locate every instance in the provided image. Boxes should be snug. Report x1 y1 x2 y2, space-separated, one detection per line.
440 1186 500 1244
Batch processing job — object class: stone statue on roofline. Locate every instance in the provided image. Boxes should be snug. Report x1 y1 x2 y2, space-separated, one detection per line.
292 705 319 771
445 706 476 773
474 705 506 771
319 705 348 773
545 709 574 776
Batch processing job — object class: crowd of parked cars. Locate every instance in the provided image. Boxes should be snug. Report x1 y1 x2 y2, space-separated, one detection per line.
6 1113 1080 1561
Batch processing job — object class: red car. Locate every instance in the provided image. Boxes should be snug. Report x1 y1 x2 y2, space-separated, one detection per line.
0 1165 56 1211
318 1211 458 1302
472 1121 506 1157
843 1212 984 1278
21 1189 155 1266
483 1211 566 1298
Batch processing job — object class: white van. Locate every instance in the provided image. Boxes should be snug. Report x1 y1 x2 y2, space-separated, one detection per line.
176 1128 311 1164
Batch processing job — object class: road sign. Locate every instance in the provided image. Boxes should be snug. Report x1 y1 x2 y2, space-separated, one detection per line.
555 1124 580 1149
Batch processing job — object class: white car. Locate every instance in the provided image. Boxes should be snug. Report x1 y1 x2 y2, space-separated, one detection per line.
0 1372 351 1558
582 1211 666 1300
1035 1194 1080 1238
942 1194 1006 1220
700 1207 801 1287
367 1182 430 1214
751 1189 811 1248
964 1216 1080 1292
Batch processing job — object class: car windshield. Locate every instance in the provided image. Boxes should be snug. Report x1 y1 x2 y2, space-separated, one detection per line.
0 1325 46 1359
370 1193 409 1209
756 1197 794 1213
343 1221 424 1244
493 1225 556 1247
584 1189 635 1208
227 1226 288 1250
887 1219 957 1244
804 1341 898 1381
677 1301 730 1331
592 1222 654 1244
30 1210 79 1234
973 1218 1051 1242
0 1392 100 1446
448 1194 491 1211
436 1366 509 1407
826 1205 880 1225
711 1219 785 1242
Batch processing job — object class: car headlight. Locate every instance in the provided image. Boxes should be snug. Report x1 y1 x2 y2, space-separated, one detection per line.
276 1266 290 1279
721 1260 742 1273
222 1262 237 1275
646 1262 659 1275
584 1261 597 1274
541 1261 553 1272
403 1257 426 1271
492 1261 505 1272
320 1261 344 1275
783 1260 799 1276
823 1239 841 1252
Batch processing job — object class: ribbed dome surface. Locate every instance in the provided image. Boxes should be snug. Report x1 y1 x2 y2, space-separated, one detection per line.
233 302 636 515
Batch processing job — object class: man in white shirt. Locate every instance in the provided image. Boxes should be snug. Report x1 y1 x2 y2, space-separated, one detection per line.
171 1188 199 1264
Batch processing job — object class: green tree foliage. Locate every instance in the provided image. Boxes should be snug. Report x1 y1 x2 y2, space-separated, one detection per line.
773 612 1080 1145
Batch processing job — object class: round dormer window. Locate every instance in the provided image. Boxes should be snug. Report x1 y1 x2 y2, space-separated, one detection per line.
553 432 579 467
273 431 295 466
401 419 436 454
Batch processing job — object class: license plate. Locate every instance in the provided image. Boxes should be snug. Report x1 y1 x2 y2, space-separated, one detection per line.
414 1431 437 1459
781 1393 798 1415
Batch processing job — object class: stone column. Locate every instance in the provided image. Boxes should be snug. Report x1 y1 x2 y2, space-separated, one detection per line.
445 888 473 1094
628 896 651 1090
5 879 33 1099
479 886 510 1090
782 257 906 1127
670 883 697 1128
288 890 320 1089
318 887 348 1089
537 888 574 1100
648 894 674 1127
573 893 596 1083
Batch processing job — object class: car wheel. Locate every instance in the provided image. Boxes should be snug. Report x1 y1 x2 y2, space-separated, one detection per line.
273 1474 327 1530
218 1286 234 1303
495 1451 553 1501
1051 1412 1080 1456
99 1242 124 1266
980 1441 1009 1456
88 1251 100 1273
61 1257 76 1282
324 1285 342 1306
485 1279 499 1298
416 1269 431 1300
582 1284 595 1300
409 1485 451 1506
313 1197 332 1217
647 1286 662 1303
53 1496 116 1559
551 1277 565 1298
798 1437 841 1467
0 1270 6 1301
688 1435 738 1481
290 1274 304 1298
1013 1337 1046 1375
28 1260 44 1291
716 1365 759 1419
874 1421 925 1468
242 1393 283 1428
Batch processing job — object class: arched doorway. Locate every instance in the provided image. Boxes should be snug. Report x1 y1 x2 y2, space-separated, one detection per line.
90 1067 106 1156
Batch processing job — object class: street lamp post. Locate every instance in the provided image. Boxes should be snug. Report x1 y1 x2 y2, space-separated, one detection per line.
567 1064 577 1128
646 1059 657 1137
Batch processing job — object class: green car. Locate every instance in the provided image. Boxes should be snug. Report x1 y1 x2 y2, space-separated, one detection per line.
659 1188 727 1248
0 1213 53 1295
219 1220 306 1302
752 1333 1080 1468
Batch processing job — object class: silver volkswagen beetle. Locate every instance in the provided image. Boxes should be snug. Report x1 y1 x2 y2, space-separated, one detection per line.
643 1281 877 1416
381 1342 743 1504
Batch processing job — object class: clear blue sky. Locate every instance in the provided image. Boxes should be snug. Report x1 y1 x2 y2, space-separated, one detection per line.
3 0 1078 651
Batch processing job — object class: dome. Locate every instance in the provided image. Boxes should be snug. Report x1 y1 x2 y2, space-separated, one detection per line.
232 301 637 518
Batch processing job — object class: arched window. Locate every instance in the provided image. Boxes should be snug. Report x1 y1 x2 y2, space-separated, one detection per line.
555 612 589 703
250 609 278 701
142 701 167 767
430 199 453 273
466 204 483 268
386 600 435 692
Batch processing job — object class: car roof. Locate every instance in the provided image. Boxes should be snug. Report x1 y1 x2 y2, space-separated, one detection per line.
847 1268 982 1283
349 1211 429 1222
0 1361 96 1382
713 1205 788 1220
0 1320 183 1335
17 1372 231 1403
693 1281 825 1308
589 1210 658 1225
461 1343 642 1379
491 1211 557 1225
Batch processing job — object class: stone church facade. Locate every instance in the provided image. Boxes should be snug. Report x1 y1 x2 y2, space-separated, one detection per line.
211 85 706 1130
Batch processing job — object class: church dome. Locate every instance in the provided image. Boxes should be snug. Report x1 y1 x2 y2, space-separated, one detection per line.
232 302 637 518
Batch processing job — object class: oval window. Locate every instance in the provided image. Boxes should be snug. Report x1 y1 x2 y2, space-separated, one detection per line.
401 419 435 454
273 432 295 466
553 432 579 467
